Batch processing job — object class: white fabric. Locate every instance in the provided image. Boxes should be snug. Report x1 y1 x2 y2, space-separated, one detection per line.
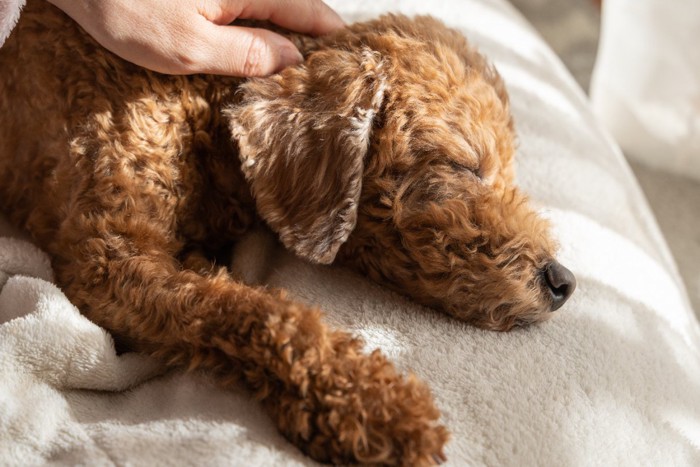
590 0 700 181
0 0 24 47
2 0 700 465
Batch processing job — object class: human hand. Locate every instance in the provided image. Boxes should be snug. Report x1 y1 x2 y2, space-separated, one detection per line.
47 0 345 77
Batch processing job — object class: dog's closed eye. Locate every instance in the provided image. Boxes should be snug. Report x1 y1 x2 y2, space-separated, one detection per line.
447 159 483 180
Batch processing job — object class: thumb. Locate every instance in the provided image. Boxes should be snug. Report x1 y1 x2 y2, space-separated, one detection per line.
201 24 304 77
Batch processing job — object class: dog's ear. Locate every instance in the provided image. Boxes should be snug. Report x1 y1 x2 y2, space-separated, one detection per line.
225 48 387 265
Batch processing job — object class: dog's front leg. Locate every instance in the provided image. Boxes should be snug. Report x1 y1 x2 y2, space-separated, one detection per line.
53 237 448 465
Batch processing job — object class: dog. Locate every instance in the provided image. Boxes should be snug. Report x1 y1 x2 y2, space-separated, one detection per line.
0 1 575 464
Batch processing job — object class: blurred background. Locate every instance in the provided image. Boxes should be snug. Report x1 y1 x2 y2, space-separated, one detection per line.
510 0 700 314
511 0 600 91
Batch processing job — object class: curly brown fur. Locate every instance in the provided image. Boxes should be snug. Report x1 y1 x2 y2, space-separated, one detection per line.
0 2 574 464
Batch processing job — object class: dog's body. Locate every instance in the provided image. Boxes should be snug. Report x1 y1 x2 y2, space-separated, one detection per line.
0 1 575 464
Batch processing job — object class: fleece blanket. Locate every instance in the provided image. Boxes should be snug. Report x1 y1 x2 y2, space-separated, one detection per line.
2 0 700 465
0 0 23 47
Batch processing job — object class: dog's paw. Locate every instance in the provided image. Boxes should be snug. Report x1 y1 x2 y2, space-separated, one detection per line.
210 296 447 464
272 333 449 465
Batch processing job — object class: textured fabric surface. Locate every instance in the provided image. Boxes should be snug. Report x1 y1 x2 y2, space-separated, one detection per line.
0 0 24 47
509 0 599 91
2 0 700 465
586 0 700 316
629 161 700 318
507 0 700 317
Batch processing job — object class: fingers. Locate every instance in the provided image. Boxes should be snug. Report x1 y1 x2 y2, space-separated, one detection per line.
194 0 345 77
214 0 345 36
200 23 303 77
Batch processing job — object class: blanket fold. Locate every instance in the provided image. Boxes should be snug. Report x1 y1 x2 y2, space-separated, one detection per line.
0 238 162 392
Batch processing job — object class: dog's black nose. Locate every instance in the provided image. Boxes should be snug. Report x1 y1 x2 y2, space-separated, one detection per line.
543 261 576 311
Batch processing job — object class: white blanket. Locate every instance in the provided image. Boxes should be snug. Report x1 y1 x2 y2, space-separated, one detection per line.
2 0 700 465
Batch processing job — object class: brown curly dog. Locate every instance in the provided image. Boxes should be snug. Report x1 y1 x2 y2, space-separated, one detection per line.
0 1 576 464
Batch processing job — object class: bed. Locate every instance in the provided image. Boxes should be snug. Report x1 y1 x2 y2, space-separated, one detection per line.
1 0 699 464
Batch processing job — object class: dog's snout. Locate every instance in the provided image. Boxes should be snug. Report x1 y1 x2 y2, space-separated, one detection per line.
543 261 576 311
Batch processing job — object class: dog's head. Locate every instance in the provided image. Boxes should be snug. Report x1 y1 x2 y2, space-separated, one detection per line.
226 15 575 331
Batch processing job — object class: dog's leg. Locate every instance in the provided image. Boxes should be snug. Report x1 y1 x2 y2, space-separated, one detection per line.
53 227 448 465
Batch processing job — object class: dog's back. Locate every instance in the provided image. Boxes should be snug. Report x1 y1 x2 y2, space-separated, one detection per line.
0 1 256 254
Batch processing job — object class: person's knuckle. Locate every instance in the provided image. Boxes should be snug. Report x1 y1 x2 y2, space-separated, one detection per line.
172 34 208 73
243 35 271 76
173 51 195 72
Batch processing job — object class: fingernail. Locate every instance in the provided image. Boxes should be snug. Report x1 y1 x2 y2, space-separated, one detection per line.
278 46 304 71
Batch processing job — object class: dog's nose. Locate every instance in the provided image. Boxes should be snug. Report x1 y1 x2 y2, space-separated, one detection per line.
543 261 576 311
